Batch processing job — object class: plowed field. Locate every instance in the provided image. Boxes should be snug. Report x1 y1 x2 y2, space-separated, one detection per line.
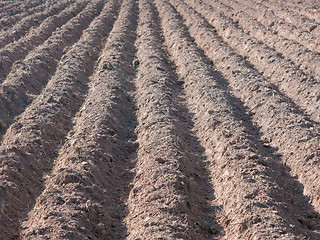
0 0 320 239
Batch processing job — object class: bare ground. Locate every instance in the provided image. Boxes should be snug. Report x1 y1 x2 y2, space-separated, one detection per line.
0 0 320 239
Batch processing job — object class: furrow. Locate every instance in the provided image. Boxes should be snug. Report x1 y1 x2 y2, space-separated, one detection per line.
0 1 118 238
264 0 319 21
0 0 48 22
219 0 320 83
186 0 320 124
0 0 105 138
154 0 320 238
262 0 320 35
126 0 219 239
0 0 41 18
0 0 42 16
276 0 320 21
181 0 320 225
0 0 89 80
0 0 48 30
0 0 72 49
233 0 320 53
20 0 139 238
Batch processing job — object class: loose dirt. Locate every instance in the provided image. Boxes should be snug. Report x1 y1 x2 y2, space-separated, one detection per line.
0 0 320 239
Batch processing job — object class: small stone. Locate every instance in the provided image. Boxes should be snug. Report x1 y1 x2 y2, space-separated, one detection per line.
102 61 113 70
309 25 317 32
156 66 165 71
132 58 139 68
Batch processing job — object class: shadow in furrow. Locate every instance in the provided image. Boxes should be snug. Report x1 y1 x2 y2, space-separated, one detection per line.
127 1 223 238
242 102 320 238
171 0 320 237
19 0 139 239
174 82 225 238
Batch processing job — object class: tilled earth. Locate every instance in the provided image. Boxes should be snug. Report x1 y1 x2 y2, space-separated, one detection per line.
0 0 320 239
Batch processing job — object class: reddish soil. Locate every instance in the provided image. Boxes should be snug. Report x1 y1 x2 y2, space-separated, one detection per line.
0 0 72 49
232 0 320 53
0 0 104 137
0 0 90 80
0 0 320 239
0 0 47 29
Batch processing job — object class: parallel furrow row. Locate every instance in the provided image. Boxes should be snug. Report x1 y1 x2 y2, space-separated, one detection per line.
182 0 320 225
0 0 72 49
232 0 320 53
126 0 217 239
20 0 140 239
0 0 47 30
0 0 119 238
273 0 320 21
1 0 320 239
267 0 319 21
0 0 104 138
261 0 320 35
154 0 320 238
219 0 320 83
188 0 320 124
0 0 41 17
0 0 43 15
0 0 89 80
